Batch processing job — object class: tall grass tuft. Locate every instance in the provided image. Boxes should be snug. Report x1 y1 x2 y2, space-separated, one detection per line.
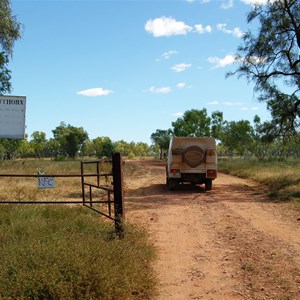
219 158 300 203
0 205 157 299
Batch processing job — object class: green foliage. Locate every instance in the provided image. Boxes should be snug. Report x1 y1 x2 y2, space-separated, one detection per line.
221 120 254 156
0 0 22 55
113 140 152 158
0 138 22 159
91 136 115 158
211 111 224 140
150 129 172 159
172 108 211 137
0 206 157 299
228 0 300 137
0 0 22 94
52 122 89 158
30 131 47 158
0 51 11 94
152 109 300 160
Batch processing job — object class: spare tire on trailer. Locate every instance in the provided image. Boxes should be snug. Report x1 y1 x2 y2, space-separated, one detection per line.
182 145 205 168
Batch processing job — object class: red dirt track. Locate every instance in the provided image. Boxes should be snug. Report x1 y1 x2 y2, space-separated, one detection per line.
125 160 300 300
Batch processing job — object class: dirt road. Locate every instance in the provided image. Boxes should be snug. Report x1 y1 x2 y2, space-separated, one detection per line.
124 160 300 300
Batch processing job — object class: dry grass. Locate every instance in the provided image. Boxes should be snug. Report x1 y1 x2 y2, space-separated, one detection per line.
218 158 300 203
0 159 111 201
0 159 157 299
0 206 157 299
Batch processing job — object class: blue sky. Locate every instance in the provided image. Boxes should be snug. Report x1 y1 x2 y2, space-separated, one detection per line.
9 0 271 144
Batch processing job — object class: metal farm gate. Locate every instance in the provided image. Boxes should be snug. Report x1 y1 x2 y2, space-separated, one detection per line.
0 153 125 236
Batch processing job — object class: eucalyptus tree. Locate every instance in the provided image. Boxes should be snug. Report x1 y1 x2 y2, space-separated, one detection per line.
92 136 115 158
52 122 89 158
211 110 224 140
221 120 255 157
228 0 300 139
150 129 173 159
0 0 22 94
30 131 47 158
171 109 211 137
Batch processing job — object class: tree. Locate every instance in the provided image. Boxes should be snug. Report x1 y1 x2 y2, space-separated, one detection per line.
221 120 255 156
92 137 115 158
150 129 172 159
0 0 22 94
47 138 60 159
211 111 224 140
134 142 150 157
0 138 22 159
171 109 211 137
0 52 11 94
52 122 89 158
30 131 47 158
228 0 300 137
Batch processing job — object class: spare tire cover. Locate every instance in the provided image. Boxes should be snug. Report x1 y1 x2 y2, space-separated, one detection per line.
182 146 205 168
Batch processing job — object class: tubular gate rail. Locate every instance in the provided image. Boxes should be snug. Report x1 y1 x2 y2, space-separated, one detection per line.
0 153 125 235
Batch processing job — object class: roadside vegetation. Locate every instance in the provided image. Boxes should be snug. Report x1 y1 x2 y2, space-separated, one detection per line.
0 205 157 299
0 160 157 299
218 158 300 205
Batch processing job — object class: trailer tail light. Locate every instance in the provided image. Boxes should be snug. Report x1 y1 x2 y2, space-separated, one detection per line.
207 169 217 178
206 149 217 164
170 169 180 174
206 149 216 156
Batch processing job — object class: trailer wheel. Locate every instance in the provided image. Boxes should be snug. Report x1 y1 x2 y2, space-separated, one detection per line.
205 179 212 191
168 179 178 190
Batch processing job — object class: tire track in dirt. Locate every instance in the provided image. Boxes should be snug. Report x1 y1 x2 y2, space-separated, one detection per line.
124 160 300 300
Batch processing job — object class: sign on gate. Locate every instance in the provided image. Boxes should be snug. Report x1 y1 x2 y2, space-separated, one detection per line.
0 95 26 139
38 177 55 189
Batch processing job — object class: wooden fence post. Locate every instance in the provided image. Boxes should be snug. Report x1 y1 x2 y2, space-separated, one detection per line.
112 152 125 237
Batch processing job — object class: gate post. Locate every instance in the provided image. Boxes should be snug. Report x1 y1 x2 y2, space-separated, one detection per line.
112 152 125 237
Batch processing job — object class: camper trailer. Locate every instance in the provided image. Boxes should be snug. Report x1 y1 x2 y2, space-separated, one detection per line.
166 137 217 190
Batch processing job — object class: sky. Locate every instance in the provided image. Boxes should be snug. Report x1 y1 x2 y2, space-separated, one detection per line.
9 0 272 144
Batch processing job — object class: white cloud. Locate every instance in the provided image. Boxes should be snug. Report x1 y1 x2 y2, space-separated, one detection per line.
177 82 186 89
145 17 192 37
172 112 184 117
207 101 220 105
208 101 247 106
241 106 259 111
194 24 212 34
162 50 178 59
77 87 113 97
177 82 192 89
208 54 236 68
241 0 271 6
171 63 192 72
221 0 234 9
216 23 244 38
148 86 171 94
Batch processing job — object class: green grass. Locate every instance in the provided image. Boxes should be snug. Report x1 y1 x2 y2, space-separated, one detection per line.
0 200 157 299
218 158 300 203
